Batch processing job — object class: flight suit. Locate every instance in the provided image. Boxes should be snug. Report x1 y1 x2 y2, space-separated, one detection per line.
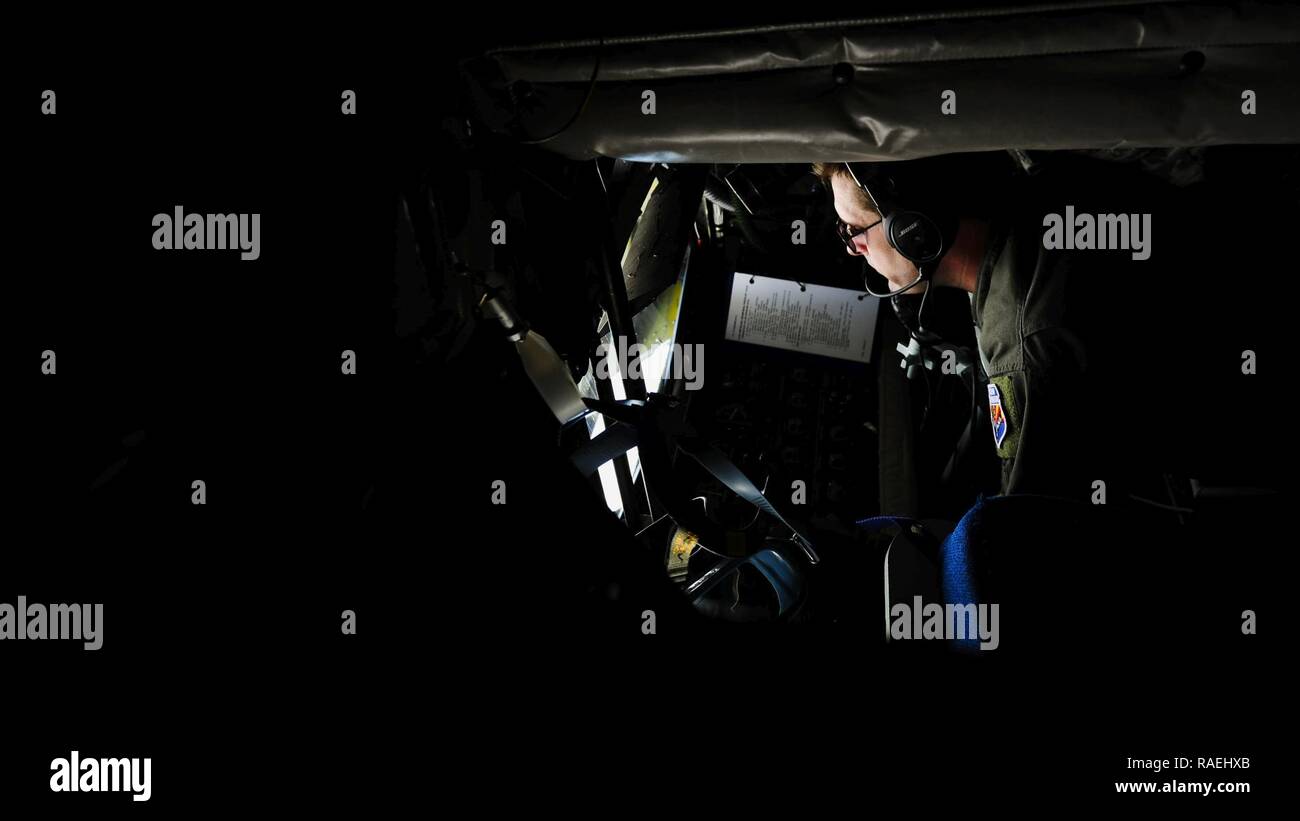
969 166 1166 498
973 220 1087 496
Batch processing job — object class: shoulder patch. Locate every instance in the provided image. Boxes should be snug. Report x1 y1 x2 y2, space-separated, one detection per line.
988 383 1008 448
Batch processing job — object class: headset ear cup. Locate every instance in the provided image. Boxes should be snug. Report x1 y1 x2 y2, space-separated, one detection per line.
886 210 943 263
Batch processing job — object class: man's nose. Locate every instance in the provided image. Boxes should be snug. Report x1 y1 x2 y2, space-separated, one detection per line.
846 234 868 256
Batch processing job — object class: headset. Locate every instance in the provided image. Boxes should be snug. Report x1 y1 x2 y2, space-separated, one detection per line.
840 162 954 348
840 162 982 462
844 161 947 292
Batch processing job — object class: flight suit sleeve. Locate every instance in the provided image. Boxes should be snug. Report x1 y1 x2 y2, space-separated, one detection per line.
974 204 1098 499
976 161 1200 498
989 327 1093 497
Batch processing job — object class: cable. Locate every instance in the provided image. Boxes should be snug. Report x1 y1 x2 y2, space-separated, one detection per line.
517 40 604 145
917 361 936 432
738 474 771 530
1127 494 1195 515
913 266 932 336
909 266 939 431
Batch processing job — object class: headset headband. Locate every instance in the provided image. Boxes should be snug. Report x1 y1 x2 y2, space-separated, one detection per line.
843 162 890 217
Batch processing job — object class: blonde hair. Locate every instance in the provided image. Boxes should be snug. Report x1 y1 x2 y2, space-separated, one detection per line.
810 162 847 185
812 162 876 215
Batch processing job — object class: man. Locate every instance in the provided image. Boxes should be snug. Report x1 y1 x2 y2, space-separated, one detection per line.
813 156 1202 499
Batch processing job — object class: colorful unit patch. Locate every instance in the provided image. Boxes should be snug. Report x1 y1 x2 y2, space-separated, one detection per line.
988 383 1008 448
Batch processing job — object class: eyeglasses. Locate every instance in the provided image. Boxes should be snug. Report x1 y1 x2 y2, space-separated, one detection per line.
835 216 883 253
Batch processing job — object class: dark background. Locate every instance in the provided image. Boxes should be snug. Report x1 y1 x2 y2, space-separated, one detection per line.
3 15 1285 811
